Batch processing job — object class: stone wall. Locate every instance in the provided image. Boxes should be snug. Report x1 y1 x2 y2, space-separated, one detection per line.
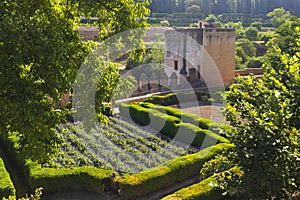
165 27 235 88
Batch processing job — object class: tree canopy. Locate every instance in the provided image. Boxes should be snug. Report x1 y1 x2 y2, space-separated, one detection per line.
0 0 149 162
201 16 300 199
149 0 300 17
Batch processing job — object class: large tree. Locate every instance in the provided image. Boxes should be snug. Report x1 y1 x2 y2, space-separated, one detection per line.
0 0 149 162
201 17 300 199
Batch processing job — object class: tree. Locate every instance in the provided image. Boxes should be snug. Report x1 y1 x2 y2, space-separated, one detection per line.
0 0 149 162
205 14 218 23
235 46 248 66
251 21 262 31
267 16 300 56
221 46 300 199
236 38 256 57
245 26 259 41
245 56 263 68
267 7 291 27
160 20 170 27
201 19 300 199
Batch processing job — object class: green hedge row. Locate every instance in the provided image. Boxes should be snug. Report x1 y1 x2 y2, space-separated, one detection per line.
147 91 208 106
140 102 229 133
0 157 15 199
161 175 223 200
119 103 229 147
113 143 233 199
0 132 115 195
146 90 220 105
28 162 114 194
162 166 243 200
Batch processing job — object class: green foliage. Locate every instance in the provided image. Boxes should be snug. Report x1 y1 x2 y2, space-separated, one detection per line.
267 7 291 28
222 22 243 30
160 20 170 27
267 16 300 56
139 102 228 134
235 46 248 67
0 0 149 163
79 0 150 40
245 26 259 41
0 158 15 199
161 174 223 200
250 21 262 31
114 143 233 199
259 31 275 43
205 14 218 23
3 188 42 200
221 48 300 198
28 165 114 194
120 103 229 147
236 38 256 57
0 0 88 162
245 56 263 68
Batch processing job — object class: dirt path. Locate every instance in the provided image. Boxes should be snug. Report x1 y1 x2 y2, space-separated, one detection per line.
177 101 228 125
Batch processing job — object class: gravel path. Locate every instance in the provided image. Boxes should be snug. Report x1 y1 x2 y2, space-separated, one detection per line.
177 101 228 125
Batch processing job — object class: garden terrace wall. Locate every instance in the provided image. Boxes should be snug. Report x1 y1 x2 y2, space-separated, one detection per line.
119 103 229 147
0 157 15 199
113 143 233 199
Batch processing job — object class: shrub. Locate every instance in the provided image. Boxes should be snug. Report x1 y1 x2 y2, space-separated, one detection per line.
245 56 263 68
114 143 234 199
250 21 262 31
0 157 15 199
28 164 114 194
245 26 259 41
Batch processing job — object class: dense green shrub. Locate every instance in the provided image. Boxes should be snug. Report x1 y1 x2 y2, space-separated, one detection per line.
114 143 234 199
0 157 15 199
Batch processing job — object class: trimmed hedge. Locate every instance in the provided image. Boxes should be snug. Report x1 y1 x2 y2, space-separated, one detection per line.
28 163 114 193
161 175 223 200
162 166 243 200
140 102 229 133
0 157 15 199
0 132 115 194
119 103 229 147
146 91 213 106
113 143 233 199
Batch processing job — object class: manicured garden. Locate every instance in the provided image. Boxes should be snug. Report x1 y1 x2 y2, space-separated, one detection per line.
0 102 232 199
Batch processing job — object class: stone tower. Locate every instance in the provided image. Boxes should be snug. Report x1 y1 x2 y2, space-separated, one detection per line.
164 26 235 87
